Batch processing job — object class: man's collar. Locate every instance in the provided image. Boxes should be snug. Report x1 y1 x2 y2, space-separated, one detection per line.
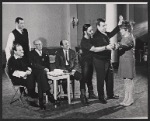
16 28 23 34
63 49 69 52
14 54 22 59
35 49 42 52
35 49 42 56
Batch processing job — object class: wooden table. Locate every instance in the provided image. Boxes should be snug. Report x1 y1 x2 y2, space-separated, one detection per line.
47 73 71 104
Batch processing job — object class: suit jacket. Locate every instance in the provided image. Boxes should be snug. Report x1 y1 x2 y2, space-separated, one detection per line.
55 48 80 72
28 49 50 70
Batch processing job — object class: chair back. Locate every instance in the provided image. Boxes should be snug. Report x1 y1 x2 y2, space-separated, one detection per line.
5 66 14 87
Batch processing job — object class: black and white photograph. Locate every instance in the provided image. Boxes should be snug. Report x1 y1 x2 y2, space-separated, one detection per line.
2 2 148 119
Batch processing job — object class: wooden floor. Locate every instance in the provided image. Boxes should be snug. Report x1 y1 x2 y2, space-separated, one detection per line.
2 62 148 119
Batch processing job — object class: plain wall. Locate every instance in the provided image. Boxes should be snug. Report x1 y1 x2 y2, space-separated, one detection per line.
2 4 148 52
2 4 69 49
134 4 148 23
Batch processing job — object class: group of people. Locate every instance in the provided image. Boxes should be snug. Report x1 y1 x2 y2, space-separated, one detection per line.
5 17 59 110
5 15 136 110
79 15 135 106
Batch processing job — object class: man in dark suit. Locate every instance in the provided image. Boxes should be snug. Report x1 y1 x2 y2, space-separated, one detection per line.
92 17 123 104
29 39 59 110
55 40 80 100
7 44 38 107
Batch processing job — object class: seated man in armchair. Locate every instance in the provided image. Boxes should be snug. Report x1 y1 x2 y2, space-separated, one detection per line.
7 43 38 107
29 39 59 110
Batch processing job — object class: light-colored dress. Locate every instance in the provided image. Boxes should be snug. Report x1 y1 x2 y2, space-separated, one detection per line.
118 35 136 79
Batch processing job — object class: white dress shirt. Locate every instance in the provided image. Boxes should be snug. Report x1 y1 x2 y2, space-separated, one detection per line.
35 49 42 56
63 49 69 65
5 28 31 62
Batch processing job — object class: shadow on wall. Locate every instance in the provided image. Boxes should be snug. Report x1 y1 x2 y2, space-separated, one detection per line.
37 37 48 47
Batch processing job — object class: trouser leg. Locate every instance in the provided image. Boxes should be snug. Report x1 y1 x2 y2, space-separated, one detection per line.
86 63 94 92
105 63 114 97
33 69 50 98
93 57 106 99
61 79 67 94
81 61 93 90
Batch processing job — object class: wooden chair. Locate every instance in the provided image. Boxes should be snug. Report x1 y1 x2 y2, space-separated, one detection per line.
4 66 27 106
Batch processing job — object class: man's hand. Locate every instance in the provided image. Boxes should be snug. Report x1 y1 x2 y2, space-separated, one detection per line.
27 67 32 72
106 44 115 50
63 70 69 73
26 70 31 75
70 70 76 75
114 43 120 50
44 68 49 72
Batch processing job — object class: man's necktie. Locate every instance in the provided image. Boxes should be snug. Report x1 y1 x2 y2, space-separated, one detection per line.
65 50 69 62
21 29 24 34
39 51 42 56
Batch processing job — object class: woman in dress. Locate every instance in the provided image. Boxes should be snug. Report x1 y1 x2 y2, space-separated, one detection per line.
116 20 136 106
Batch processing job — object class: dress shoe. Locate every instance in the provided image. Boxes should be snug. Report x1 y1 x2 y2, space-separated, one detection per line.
107 95 119 100
39 103 46 110
23 91 28 97
123 102 134 106
27 100 39 107
80 95 90 106
119 102 125 106
99 98 107 104
63 97 68 101
89 93 98 99
123 99 134 106
47 93 56 103
89 91 97 99
53 100 60 107
32 92 39 98
39 98 46 110
80 89 90 106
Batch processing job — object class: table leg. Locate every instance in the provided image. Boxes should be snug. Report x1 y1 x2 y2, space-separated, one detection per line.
53 79 57 100
67 75 71 104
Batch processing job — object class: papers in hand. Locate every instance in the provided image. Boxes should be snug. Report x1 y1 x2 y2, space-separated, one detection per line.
12 71 27 78
47 69 64 76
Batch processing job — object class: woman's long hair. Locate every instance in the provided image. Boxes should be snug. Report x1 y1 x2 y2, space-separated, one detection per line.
82 24 91 36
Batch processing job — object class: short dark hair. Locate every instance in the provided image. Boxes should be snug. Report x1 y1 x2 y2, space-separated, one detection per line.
96 18 105 26
15 17 24 23
60 40 68 46
60 40 64 46
82 24 91 35
12 44 22 51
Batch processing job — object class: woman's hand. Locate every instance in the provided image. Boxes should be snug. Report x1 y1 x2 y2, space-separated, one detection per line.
118 15 124 25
